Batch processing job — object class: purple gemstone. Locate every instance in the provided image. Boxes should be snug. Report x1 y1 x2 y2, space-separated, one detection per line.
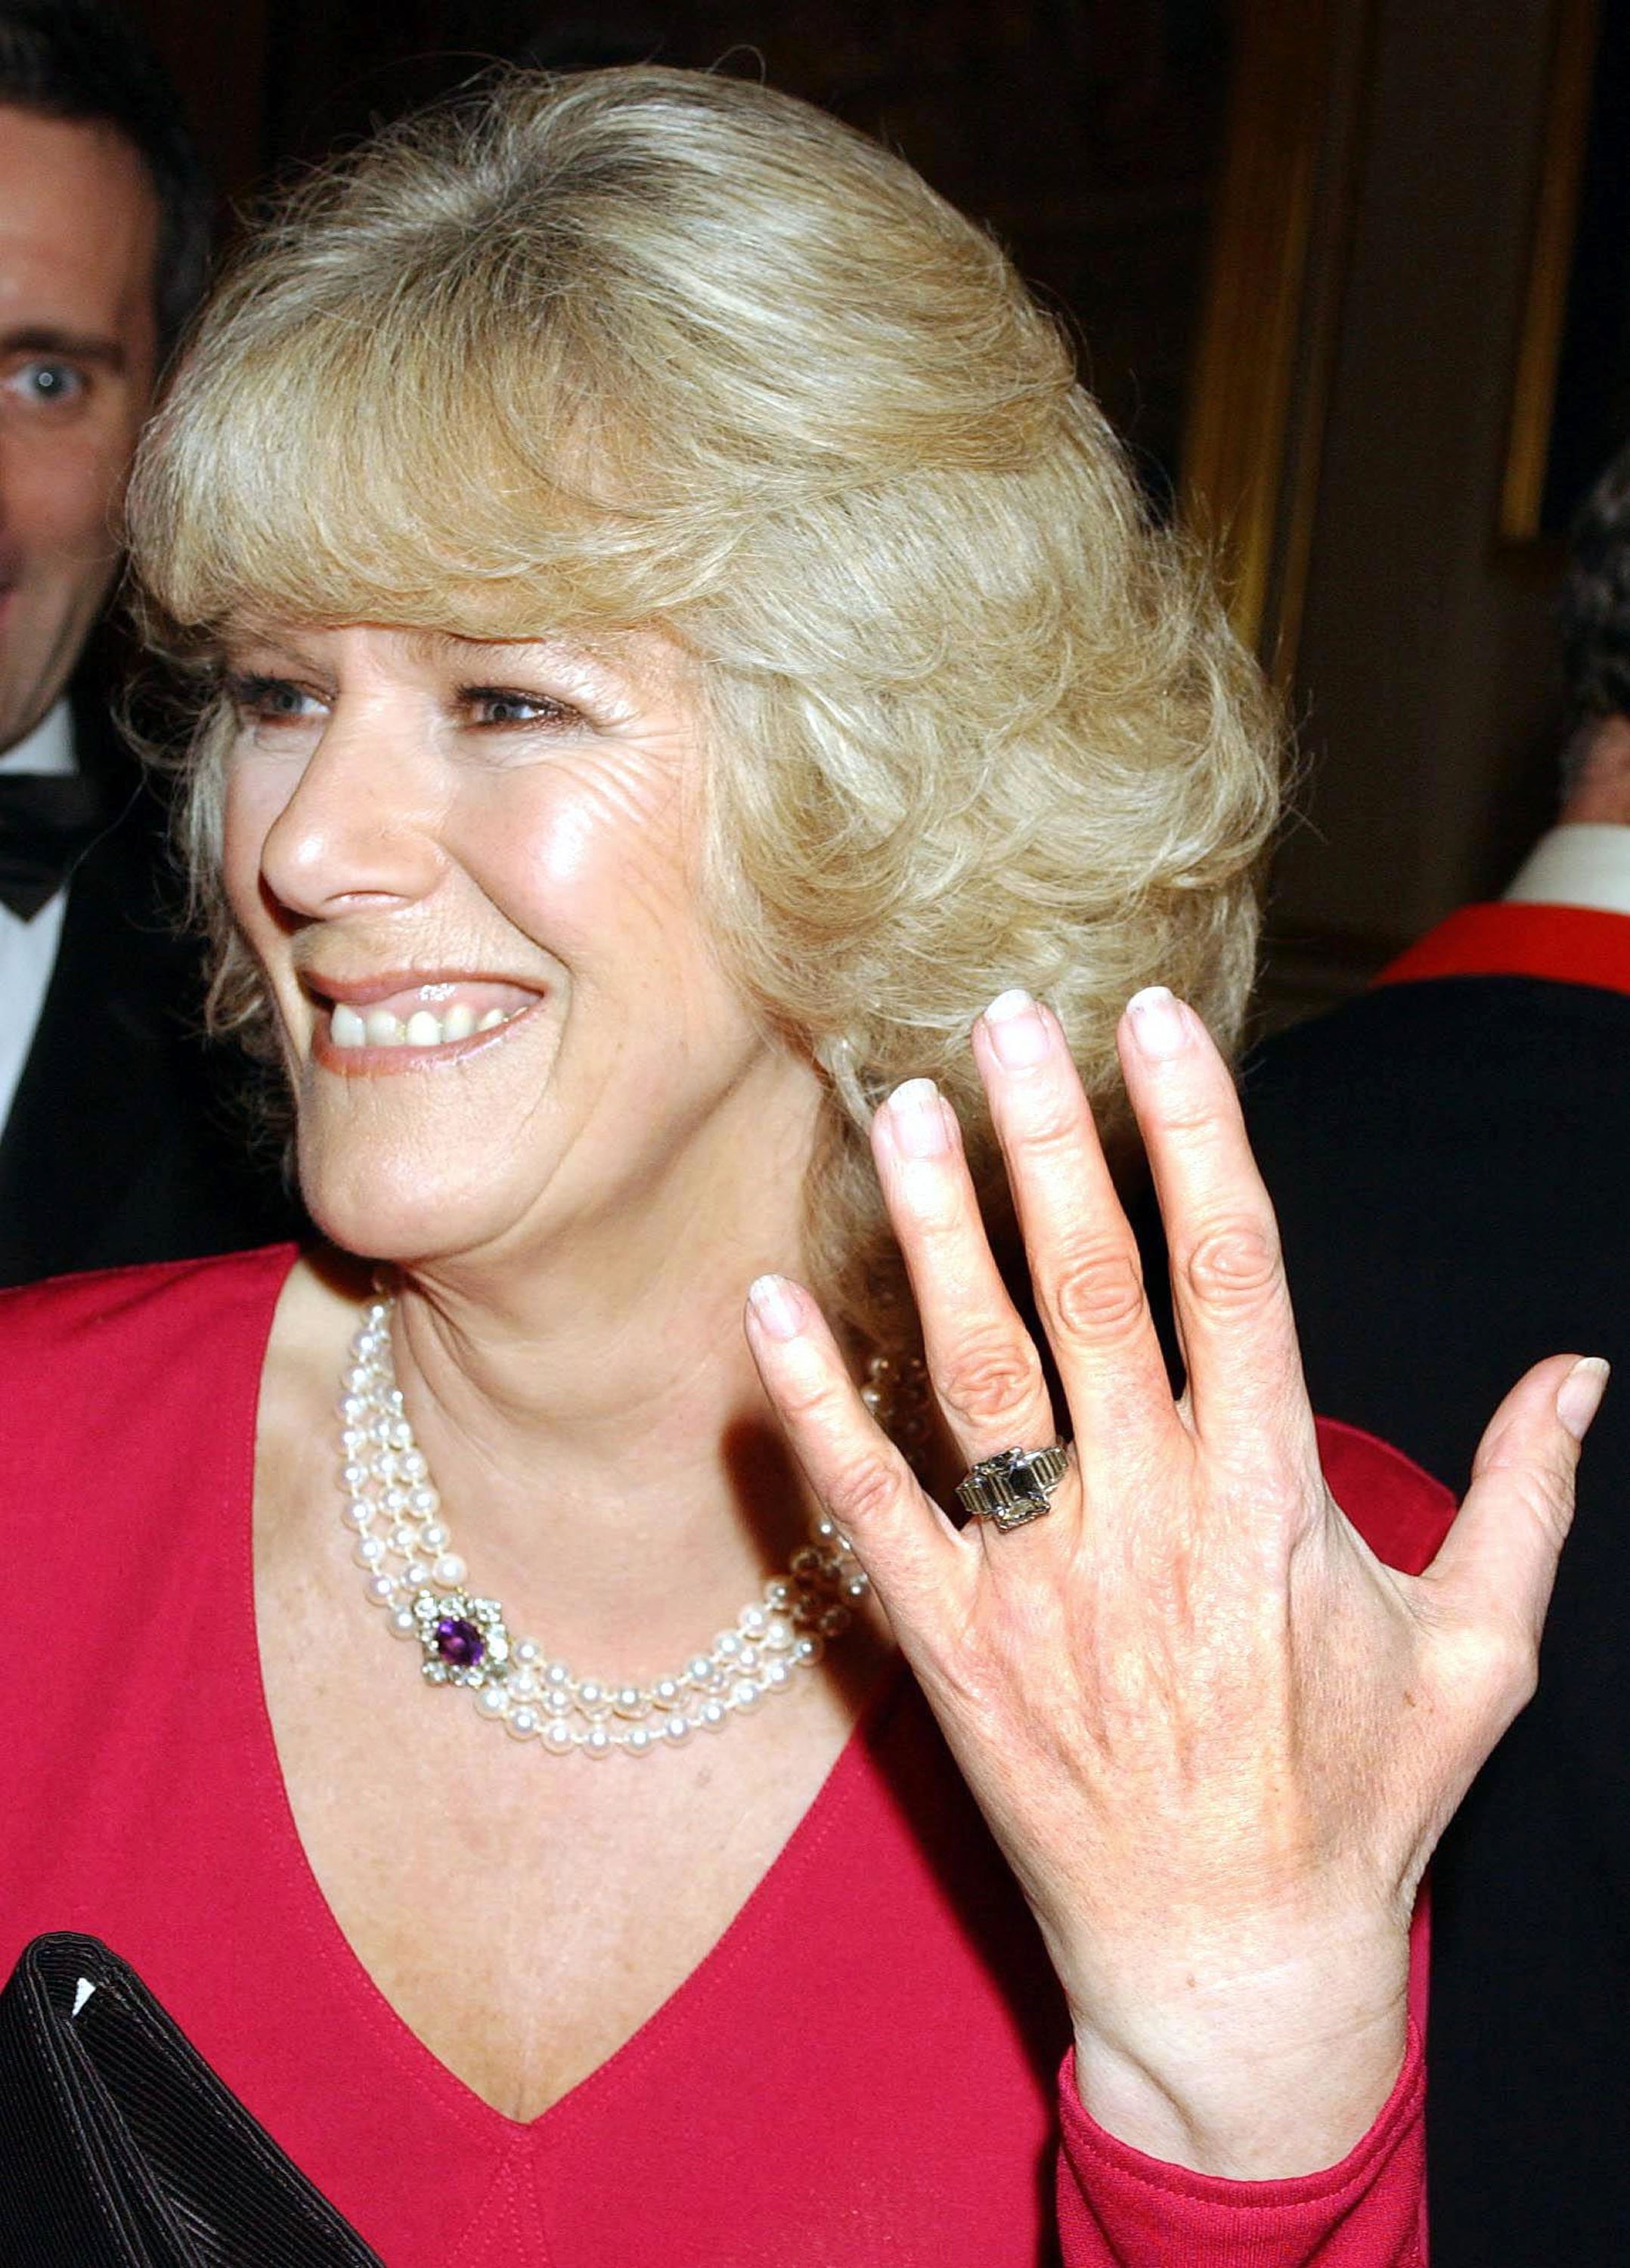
434 1616 485 1668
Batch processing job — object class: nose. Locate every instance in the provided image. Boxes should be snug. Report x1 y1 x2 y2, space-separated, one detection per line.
255 701 446 922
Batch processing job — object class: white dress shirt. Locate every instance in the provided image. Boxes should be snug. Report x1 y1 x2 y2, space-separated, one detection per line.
1503 823 1630 916
0 701 76 1136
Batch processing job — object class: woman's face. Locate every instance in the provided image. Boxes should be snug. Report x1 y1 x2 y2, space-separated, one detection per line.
220 622 823 1270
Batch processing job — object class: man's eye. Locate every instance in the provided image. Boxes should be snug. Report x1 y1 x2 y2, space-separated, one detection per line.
5 360 87 407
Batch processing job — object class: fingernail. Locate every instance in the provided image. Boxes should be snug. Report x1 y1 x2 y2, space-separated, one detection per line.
1557 1355 1610 1441
748 1273 807 1342
1126 985 1187 1061
886 1077 953 1157
982 987 1050 1067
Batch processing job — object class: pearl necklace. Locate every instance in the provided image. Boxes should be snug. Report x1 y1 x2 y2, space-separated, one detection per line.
338 1298 873 1757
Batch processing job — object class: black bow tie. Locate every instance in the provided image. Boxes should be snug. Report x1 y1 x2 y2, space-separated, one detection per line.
0 770 110 921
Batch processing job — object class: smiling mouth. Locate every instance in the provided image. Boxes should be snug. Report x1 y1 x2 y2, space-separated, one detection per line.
314 979 540 1057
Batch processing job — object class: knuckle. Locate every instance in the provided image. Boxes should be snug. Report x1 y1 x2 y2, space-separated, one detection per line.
934 1334 1043 1429
1048 1236 1148 1346
1179 1216 1283 1312
1466 1619 1541 1716
829 1448 906 1531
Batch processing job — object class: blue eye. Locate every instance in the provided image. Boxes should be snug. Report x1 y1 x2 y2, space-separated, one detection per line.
463 686 578 728
225 674 326 726
8 361 86 407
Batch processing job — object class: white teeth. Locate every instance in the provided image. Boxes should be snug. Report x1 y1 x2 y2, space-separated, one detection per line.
327 997 524 1052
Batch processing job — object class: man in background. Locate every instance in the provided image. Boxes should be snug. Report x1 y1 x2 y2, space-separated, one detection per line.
0 0 293 1285
1242 438 1630 2267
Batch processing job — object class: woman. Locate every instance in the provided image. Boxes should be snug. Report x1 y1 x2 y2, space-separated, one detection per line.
0 67 1599 2263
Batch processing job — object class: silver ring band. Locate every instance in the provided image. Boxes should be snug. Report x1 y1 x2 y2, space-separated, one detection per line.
954 1440 1073 1531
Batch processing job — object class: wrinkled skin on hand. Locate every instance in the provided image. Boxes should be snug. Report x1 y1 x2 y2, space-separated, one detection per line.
745 986 1602 2178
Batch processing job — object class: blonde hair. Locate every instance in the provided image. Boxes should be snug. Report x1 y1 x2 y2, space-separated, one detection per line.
128 64 1281 1346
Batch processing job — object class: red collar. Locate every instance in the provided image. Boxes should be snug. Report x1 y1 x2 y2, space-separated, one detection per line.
1375 900 1630 996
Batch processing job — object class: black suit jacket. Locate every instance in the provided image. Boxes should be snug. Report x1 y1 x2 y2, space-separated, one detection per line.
0 692 297 1287
1238 971 1630 2266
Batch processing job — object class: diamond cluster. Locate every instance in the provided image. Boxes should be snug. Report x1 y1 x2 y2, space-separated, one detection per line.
339 1299 871 1757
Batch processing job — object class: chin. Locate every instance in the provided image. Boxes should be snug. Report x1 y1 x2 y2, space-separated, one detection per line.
296 1137 534 1269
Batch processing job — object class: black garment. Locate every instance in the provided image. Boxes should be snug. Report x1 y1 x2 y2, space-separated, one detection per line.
0 692 297 1287
1238 974 1630 2268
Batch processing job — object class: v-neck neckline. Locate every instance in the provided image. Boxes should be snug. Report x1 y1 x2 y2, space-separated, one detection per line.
233 1244 908 2145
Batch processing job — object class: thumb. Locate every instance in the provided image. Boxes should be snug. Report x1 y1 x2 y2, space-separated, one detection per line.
1424 1351 1608 1655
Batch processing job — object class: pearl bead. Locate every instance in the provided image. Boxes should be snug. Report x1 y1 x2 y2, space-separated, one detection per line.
340 1295 866 1763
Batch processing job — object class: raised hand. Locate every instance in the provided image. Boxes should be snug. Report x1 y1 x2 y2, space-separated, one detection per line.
745 985 1604 2177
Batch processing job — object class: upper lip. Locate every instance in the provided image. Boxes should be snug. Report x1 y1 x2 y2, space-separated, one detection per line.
300 968 546 1009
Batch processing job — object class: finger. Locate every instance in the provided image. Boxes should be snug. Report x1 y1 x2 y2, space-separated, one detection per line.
1117 987 1317 1472
971 990 1181 1473
1424 1352 1607 1685
743 1271 969 1624
871 1078 1058 1470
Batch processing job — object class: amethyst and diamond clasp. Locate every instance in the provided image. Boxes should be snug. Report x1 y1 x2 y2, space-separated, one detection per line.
411 1589 511 1687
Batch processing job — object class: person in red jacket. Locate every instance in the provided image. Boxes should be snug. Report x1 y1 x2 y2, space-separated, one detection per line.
1242 438 1630 2264
0 67 1601 2265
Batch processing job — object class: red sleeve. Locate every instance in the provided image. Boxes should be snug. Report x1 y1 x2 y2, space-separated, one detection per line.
1050 1421 1449 2264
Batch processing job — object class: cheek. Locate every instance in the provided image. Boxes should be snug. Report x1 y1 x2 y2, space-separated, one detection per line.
491 764 701 940
220 763 284 933
11 430 129 562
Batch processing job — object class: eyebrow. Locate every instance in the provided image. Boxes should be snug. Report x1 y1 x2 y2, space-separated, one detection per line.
1 325 127 373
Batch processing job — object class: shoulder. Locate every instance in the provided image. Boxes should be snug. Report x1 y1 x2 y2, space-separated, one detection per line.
0 1244 296 1458
1243 972 1630 1141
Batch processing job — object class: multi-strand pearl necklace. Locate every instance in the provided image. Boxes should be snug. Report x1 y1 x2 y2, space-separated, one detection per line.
338 1298 874 1758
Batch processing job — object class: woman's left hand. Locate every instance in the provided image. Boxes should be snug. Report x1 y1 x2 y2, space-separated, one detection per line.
745 986 1601 2178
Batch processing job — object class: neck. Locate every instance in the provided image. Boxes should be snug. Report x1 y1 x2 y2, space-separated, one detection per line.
341 1132 840 1682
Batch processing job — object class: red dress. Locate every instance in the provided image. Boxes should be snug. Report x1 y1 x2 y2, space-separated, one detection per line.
0 1247 1449 2264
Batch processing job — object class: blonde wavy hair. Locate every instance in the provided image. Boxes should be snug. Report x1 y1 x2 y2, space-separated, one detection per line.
127 64 1281 1348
